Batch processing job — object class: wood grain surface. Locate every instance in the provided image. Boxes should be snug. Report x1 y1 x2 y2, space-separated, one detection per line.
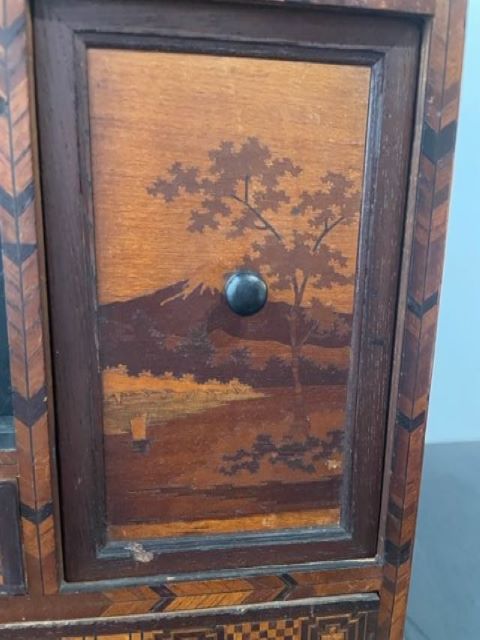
379 0 467 637
0 595 380 639
0 0 55 598
0 0 466 637
33 0 420 582
88 49 369 538
89 50 368 307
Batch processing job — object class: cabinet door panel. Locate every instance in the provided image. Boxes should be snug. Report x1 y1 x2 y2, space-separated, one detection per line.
34 0 420 582
93 49 367 539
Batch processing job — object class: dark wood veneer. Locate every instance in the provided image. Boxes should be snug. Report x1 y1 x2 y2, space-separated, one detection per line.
0 482 25 595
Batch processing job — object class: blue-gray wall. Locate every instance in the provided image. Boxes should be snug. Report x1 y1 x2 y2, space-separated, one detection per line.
427 3 480 443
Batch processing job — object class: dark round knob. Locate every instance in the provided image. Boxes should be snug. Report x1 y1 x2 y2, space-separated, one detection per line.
224 271 268 316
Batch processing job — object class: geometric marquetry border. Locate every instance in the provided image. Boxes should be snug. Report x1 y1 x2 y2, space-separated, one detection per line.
0 0 55 599
0 1 466 640
0 595 380 639
379 0 466 638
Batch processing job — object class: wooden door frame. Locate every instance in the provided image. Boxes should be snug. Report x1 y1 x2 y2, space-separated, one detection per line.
33 0 420 582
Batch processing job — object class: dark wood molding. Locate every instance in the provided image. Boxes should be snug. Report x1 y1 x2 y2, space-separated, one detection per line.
0 482 25 595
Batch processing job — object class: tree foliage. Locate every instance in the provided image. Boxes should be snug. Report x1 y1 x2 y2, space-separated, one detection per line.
148 137 359 396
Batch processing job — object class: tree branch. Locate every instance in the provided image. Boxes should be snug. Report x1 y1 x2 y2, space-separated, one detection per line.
230 193 283 241
291 275 300 305
312 215 345 253
298 274 309 305
299 320 319 346
291 215 346 317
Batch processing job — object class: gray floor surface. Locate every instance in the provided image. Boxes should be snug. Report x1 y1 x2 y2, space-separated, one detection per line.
405 441 480 639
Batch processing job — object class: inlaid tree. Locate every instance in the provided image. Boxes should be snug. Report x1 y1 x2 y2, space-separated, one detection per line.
148 137 359 413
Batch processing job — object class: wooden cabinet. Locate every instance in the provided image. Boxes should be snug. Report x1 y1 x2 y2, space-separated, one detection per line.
0 0 465 638
36 0 421 583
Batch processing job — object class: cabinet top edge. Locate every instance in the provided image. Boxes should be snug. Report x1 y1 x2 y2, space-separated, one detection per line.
190 0 437 17
29 0 440 19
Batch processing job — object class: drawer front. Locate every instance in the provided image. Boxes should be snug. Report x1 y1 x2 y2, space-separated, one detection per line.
3 595 379 639
34 0 420 582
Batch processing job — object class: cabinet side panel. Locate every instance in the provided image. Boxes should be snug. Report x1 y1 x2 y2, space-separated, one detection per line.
380 1 467 638
0 0 57 596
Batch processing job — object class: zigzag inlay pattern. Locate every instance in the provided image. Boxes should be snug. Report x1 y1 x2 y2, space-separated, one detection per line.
20 500 53 525
384 540 412 568
274 574 298 601
0 182 35 217
1 241 36 264
380 1 466 638
396 410 426 433
12 387 47 428
422 121 457 163
0 13 26 48
407 292 439 318
0 0 54 598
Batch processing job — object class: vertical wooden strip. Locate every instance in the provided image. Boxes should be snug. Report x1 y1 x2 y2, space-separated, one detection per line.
0 481 25 594
0 0 56 595
380 1 467 638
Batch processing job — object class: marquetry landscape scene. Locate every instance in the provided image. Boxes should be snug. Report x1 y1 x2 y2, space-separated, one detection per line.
88 49 370 538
